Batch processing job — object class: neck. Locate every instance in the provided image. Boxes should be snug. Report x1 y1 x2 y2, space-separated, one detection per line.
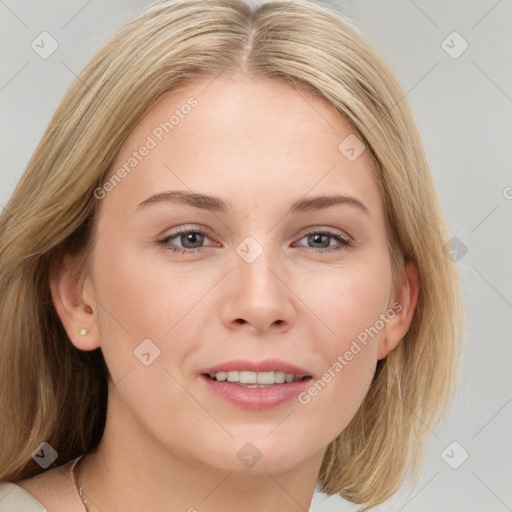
75 391 325 512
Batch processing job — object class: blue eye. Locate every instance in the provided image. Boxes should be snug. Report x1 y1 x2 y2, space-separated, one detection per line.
156 227 353 254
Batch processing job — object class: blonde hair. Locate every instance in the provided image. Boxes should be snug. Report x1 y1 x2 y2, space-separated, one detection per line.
0 0 465 508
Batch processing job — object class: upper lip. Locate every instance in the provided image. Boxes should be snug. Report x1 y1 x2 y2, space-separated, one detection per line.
200 359 311 378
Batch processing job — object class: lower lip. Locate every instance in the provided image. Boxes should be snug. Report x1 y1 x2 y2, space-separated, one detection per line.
200 375 312 410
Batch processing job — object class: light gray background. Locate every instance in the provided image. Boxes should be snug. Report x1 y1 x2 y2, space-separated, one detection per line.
1 1 511 511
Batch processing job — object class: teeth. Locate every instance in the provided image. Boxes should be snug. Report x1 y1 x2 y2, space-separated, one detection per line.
240 371 258 384
227 371 239 382
209 370 303 385
273 372 286 384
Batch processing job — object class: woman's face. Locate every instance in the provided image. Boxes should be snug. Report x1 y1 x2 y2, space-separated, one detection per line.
73 75 413 474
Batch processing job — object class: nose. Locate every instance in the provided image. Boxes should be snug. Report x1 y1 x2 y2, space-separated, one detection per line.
219 242 296 334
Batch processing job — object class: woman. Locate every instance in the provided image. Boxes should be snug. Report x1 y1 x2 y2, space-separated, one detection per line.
0 0 464 510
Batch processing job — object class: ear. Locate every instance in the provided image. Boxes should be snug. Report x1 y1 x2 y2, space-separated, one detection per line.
49 253 100 351
377 262 419 360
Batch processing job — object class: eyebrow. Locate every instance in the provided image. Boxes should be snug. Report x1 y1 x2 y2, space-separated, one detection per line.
136 190 369 216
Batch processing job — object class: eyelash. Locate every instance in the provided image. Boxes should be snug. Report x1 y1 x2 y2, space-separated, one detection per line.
155 226 353 254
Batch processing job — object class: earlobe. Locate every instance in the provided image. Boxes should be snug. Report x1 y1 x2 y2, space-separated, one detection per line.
49 254 100 351
377 262 419 360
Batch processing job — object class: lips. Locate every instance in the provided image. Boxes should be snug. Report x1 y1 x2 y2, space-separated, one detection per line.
199 359 313 410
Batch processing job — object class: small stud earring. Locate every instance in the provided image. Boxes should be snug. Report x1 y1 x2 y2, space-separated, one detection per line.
79 328 88 336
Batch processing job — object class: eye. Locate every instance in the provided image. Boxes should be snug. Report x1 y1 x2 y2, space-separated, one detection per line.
294 229 353 253
156 226 353 255
156 226 214 254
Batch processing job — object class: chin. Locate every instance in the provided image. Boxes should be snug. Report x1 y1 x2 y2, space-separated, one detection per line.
200 436 321 475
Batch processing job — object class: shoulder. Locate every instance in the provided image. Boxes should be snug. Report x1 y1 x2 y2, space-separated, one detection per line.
0 481 46 511
3 465 82 512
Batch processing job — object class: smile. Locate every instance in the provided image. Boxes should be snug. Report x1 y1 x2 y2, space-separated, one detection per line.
204 370 311 387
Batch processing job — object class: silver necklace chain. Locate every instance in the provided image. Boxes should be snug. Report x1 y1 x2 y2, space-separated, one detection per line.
71 454 90 512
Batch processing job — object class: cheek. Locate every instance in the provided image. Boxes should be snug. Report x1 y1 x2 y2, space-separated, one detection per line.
294 321 380 448
293 262 390 436
89 237 171 378
90 235 213 394
91 234 189 338
303 257 391 350
299 340 377 424
89 244 203 445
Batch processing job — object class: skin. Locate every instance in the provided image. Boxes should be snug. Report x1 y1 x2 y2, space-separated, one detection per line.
17 74 418 512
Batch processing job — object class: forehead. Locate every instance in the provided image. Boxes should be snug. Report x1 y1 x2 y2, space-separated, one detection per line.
100 75 383 221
